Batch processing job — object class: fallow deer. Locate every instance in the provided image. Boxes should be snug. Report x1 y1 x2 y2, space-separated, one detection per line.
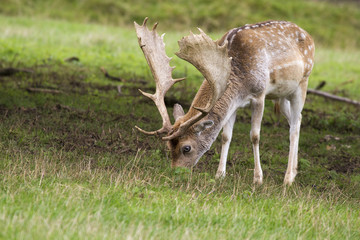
134 18 314 185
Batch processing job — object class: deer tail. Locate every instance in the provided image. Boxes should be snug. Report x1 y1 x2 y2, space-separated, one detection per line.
274 100 281 117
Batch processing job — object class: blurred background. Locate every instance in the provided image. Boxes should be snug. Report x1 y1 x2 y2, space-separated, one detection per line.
1 0 360 48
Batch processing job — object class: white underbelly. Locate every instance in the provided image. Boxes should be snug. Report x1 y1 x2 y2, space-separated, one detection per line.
265 80 299 99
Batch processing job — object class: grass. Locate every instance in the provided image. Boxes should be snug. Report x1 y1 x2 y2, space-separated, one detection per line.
1 15 359 99
1 0 360 48
1 148 360 239
0 4 360 240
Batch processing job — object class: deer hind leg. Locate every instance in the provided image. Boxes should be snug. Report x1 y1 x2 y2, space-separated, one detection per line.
250 95 265 184
216 112 237 179
283 82 307 185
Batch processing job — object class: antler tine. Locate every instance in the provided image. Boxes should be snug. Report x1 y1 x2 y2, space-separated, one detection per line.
134 18 185 136
152 22 159 31
163 29 232 140
142 17 148 26
162 112 205 140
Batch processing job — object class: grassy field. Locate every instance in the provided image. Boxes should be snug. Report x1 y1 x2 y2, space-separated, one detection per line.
1 1 360 239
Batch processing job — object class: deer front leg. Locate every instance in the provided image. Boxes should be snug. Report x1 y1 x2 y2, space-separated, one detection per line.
215 112 237 179
250 96 265 184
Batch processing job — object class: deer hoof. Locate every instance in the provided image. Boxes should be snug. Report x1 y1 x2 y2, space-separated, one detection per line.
284 173 296 185
215 171 226 179
253 171 263 185
254 178 263 185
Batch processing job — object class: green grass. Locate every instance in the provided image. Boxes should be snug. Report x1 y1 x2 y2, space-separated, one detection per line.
0 4 360 239
1 0 360 48
1 148 360 239
1 16 359 99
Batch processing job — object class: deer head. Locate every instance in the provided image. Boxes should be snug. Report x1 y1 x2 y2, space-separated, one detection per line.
134 18 232 167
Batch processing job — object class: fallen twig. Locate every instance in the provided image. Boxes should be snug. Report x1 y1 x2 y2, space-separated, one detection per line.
0 68 33 76
26 88 63 94
315 80 326 90
54 104 86 114
100 67 122 82
307 89 360 107
117 85 123 95
64 56 80 62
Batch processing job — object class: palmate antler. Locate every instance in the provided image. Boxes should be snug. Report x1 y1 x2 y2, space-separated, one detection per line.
163 29 232 140
176 29 231 113
134 18 185 135
134 18 231 140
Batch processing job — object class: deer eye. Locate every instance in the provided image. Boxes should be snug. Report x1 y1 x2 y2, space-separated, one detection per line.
182 145 191 153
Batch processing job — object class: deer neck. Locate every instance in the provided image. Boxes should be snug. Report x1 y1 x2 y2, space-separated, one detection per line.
174 75 250 146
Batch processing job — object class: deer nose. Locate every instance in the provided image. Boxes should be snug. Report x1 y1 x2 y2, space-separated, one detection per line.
172 160 193 169
171 161 181 168
171 160 177 168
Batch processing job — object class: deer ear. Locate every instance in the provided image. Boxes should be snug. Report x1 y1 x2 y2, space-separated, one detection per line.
173 103 185 122
194 120 214 134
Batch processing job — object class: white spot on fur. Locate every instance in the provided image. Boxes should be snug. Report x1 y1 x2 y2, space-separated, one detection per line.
304 50 308 55
273 60 304 71
300 32 306 39
229 34 236 44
